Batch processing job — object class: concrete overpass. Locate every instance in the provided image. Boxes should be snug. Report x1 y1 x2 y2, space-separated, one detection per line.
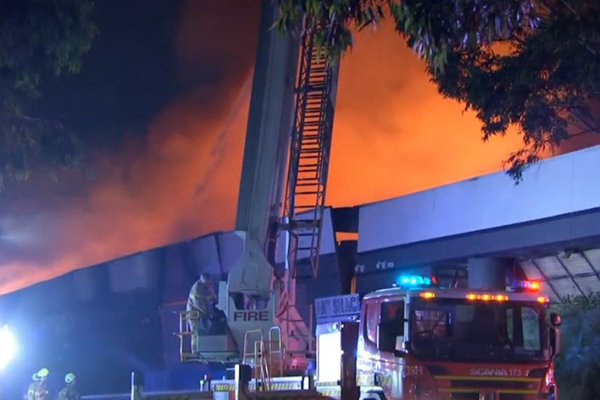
354 144 600 301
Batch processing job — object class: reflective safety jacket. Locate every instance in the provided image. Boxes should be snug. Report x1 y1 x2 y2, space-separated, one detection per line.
58 386 80 400
27 382 49 400
186 281 216 316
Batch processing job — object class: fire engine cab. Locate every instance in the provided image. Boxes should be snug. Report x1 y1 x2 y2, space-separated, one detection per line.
315 276 561 400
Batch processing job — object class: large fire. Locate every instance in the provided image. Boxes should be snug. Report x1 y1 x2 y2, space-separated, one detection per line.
0 2 523 294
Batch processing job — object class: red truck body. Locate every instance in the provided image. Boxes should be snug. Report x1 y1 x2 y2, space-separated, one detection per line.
344 283 558 400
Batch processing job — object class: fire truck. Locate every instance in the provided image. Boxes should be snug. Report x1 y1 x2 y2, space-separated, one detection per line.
199 274 561 400
344 276 560 400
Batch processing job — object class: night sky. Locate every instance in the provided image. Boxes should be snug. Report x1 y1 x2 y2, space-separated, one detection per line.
0 0 259 292
0 0 596 294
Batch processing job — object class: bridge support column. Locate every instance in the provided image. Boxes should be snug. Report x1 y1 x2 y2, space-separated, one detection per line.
467 257 511 290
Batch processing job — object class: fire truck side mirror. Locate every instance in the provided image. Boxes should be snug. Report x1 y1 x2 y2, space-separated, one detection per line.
550 313 561 356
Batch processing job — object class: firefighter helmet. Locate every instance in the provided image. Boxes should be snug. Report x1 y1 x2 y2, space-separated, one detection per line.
37 368 49 378
65 373 76 384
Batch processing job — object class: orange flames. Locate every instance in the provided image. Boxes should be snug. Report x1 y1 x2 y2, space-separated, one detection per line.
0 6 523 294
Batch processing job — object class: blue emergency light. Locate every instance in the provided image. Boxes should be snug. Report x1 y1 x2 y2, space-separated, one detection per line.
511 279 541 292
397 275 432 287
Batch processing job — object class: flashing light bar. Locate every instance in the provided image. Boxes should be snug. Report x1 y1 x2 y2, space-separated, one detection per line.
466 293 509 302
419 291 436 299
512 280 542 292
537 296 549 304
523 281 541 291
398 275 432 287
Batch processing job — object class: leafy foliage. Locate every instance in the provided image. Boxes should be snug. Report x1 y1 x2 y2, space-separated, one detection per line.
0 0 97 189
277 0 600 180
553 293 600 399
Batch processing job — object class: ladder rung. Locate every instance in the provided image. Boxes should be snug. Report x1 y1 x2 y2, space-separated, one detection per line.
300 146 323 153
295 216 320 222
298 166 318 171
300 146 322 151
299 149 322 154
298 161 319 166
300 133 320 138
301 141 321 146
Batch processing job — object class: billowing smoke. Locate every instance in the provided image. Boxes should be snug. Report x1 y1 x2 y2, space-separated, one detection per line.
0 0 258 294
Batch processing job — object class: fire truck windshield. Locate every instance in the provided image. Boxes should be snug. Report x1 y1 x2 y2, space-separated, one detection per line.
409 298 550 363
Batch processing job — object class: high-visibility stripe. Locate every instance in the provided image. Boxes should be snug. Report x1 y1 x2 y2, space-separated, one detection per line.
434 375 540 383
438 388 538 395
213 384 235 392
212 382 304 392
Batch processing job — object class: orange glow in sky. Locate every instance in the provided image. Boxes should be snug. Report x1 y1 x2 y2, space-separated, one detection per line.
328 23 522 207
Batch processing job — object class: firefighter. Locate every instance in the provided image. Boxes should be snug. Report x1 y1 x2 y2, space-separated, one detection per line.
58 373 80 400
187 272 217 353
27 368 50 400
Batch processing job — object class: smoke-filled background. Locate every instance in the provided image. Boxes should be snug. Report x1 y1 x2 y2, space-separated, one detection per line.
0 0 589 294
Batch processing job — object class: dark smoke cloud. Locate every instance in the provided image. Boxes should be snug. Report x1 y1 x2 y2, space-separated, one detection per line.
0 0 259 294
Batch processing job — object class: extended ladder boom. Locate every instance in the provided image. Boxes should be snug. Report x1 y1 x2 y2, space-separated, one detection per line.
283 32 340 279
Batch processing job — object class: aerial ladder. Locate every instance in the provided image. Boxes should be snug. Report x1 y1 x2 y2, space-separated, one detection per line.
284 29 339 280
177 0 340 381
